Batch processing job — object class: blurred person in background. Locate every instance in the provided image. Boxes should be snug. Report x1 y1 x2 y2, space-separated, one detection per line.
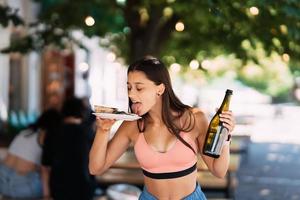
89 57 235 200
0 109 61 199
42 97 97 200
82 96 97 148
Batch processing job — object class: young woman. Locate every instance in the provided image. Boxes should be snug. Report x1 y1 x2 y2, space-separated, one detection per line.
89 57 235 200
0 109 60 199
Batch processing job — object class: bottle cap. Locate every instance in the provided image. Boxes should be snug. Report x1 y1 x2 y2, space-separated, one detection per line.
226 89 233 95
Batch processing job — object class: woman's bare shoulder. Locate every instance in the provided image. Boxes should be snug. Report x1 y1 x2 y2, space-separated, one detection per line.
180 107 206 129
190 107 208 127
190 107 206 118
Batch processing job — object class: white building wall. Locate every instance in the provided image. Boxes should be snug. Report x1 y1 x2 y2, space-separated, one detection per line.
7 0 41 114
0 26 10 121
27 52 41 113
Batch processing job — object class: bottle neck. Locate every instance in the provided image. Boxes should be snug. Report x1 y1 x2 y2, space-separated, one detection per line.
217 93 232 114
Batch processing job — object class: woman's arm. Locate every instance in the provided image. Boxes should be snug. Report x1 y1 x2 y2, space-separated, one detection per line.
195 109 235 178
40 166 51 198
89 118 135 175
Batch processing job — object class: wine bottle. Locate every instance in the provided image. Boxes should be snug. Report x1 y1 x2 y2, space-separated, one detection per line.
203 89 233 158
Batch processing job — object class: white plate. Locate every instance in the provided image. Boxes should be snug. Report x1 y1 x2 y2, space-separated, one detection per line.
107 184 141 200
92 112 141 121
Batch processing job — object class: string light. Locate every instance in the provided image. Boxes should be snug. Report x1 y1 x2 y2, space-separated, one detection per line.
116 0 126 5
170 63 181 73
163 7 173 17
249 7 259 15
85 16 95 26
189 60 199 70
175 21 184 32
139 8 149 24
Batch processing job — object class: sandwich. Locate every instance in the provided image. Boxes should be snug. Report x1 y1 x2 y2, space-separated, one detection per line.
94 105 118 113
93 105 140 120
94 105 137 116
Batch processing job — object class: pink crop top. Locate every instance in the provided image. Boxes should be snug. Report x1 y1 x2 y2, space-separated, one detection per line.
134 131 198 179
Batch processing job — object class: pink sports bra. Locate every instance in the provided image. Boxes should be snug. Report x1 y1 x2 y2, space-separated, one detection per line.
134 131 198 179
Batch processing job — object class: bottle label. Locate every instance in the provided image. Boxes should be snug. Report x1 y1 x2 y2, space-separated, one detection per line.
205 126 228 156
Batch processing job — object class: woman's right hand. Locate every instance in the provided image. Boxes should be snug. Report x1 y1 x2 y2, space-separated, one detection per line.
96 117 116 132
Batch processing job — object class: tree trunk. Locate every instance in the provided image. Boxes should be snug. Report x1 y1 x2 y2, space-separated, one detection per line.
124 0 179 63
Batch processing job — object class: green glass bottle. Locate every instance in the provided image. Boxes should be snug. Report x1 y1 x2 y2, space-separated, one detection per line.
203 89 233 158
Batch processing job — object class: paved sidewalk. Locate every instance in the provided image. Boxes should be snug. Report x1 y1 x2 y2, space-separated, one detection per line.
235 105 300 200
235 142 300 200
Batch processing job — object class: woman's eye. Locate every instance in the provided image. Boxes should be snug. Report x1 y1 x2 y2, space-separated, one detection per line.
136 88 143 91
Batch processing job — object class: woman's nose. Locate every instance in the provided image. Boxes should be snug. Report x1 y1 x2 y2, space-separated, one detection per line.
128 91 134 98
128 92 137 99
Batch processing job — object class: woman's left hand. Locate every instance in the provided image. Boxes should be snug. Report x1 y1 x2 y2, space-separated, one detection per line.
219 110 235 133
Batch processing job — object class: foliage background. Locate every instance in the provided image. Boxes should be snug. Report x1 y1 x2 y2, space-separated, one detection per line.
1 0 300 102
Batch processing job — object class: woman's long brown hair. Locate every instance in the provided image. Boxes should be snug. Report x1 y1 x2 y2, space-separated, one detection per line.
128 57 196 154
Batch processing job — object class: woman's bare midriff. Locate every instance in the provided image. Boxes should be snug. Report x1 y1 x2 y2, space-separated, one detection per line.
3 153 38 175
143 170 198 200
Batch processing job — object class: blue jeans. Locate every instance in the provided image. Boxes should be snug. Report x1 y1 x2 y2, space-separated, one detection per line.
139 183 207 200
0 163 43 198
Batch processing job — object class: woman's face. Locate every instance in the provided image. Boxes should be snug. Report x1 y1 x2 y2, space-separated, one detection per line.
127 71 162 116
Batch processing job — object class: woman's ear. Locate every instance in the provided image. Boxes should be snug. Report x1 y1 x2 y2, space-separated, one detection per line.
157 83 165 96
